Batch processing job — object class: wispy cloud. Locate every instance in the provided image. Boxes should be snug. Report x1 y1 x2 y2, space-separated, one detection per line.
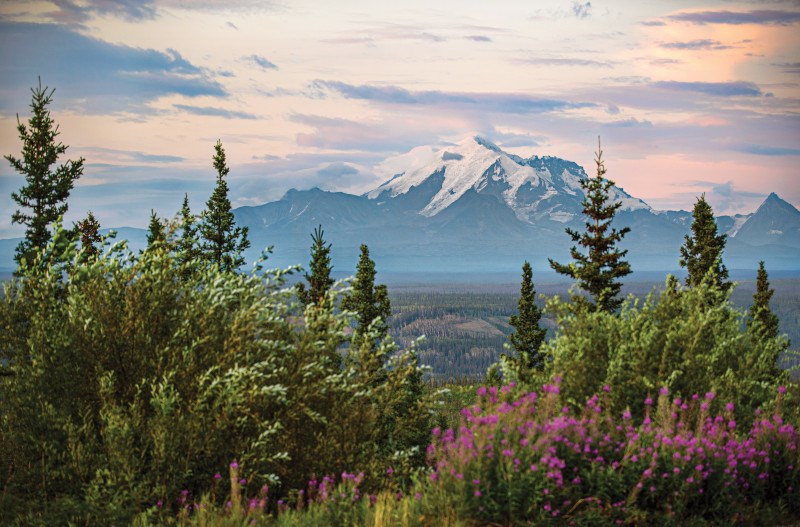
311 80 597 114
321 24 446 45
517 57 614 68
245 54 278 70
465 35 492 42
773 62 800 74
666 10 800 26
659 39 733 50
43 0 157 28
734 144 800 156
78 147 185 164
0 22 226 113
652 80 763 97
173 104 257 119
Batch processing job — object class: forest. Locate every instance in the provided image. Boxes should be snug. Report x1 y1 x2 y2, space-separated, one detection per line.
1 83 799 527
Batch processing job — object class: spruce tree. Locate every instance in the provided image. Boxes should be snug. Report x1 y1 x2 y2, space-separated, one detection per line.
75 211 101 259
6 79 84 267
679 194 730 291
297 225 335 307
176 193 200 278
508 261 547 370
146 209 166 247
748 261 780 340
341 244 391 347
198 140 250 272
548 139 631 312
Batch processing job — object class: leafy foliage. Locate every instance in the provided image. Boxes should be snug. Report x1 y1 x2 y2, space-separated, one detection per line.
680 194 730 292
548 140 631 312
0 224 432 526
5 79 84 268
536 273 795 424
198 140 250 272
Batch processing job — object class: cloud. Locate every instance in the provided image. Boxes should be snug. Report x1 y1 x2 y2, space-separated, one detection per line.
517 57 614 68
42 0 157 28
681 180 766 214
659 39 733 50
773 62 800 74
652 80 762 96
605 118 653 128
734 144 800 156
640 20 666 26
465 35 492 42
245 54 278 70
666 10 800 26
78 147 185 164
571 1 592 18
226 21 239 30
311 80 597 114
173 104 257 119
0 22 226 113
320 24 446 45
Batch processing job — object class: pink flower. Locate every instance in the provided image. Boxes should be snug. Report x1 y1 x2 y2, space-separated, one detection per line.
778 386 786 394
659 387 669 396
603 385 611 392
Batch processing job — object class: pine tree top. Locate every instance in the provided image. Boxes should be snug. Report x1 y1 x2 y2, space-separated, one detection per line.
548 139 631 312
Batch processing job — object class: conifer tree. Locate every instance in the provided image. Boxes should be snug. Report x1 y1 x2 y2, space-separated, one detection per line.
297 225 335 307
6 79 84 267
176 193 200 277
679 194 730 291
748 261 780 340
508 261 547 370
146 209 166 247
75 211 101 259
548 139 631 312
198 140 250 272
341 244 391 347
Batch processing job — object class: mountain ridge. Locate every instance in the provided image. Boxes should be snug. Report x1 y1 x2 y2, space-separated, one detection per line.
0 136 798 273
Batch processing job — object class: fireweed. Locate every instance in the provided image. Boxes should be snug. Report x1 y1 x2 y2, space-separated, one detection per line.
426 381 799 524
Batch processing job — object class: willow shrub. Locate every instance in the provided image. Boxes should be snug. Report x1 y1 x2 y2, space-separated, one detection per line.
518 274 797 425
0 225 432 526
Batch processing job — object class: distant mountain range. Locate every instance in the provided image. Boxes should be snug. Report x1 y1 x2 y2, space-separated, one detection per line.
1 136 799 275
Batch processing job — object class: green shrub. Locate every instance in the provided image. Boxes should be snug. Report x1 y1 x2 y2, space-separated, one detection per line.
0 224 433 525
508 273 797 424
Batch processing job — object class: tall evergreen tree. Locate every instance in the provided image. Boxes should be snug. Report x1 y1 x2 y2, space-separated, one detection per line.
5 80 84 267
176 193 200 278
508 261 547 371
146 209 166 247
748 261 780 340
198 140 250 272
548 139 631 312
297 225 335 307
341 244 391 347
679 194 730 291
75 211 101 259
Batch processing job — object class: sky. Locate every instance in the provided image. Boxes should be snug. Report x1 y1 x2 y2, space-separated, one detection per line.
0 0 798 237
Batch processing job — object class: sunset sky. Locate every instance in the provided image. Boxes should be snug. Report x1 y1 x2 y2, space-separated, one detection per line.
0 0 798 237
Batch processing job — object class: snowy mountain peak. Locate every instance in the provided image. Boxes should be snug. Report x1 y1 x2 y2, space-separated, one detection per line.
366 135 650 223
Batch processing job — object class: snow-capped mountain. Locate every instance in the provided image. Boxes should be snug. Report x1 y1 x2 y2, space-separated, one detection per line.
1 136 798 275
367 136 649 224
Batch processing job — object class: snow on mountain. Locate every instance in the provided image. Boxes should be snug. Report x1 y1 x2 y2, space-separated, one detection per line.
366 135 650 224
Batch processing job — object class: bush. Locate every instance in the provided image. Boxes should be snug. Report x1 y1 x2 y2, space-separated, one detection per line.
0 225 433 525
525 274 797 425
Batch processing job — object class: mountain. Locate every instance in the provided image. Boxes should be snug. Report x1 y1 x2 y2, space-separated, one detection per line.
733 193 800 248
1 136 798 275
